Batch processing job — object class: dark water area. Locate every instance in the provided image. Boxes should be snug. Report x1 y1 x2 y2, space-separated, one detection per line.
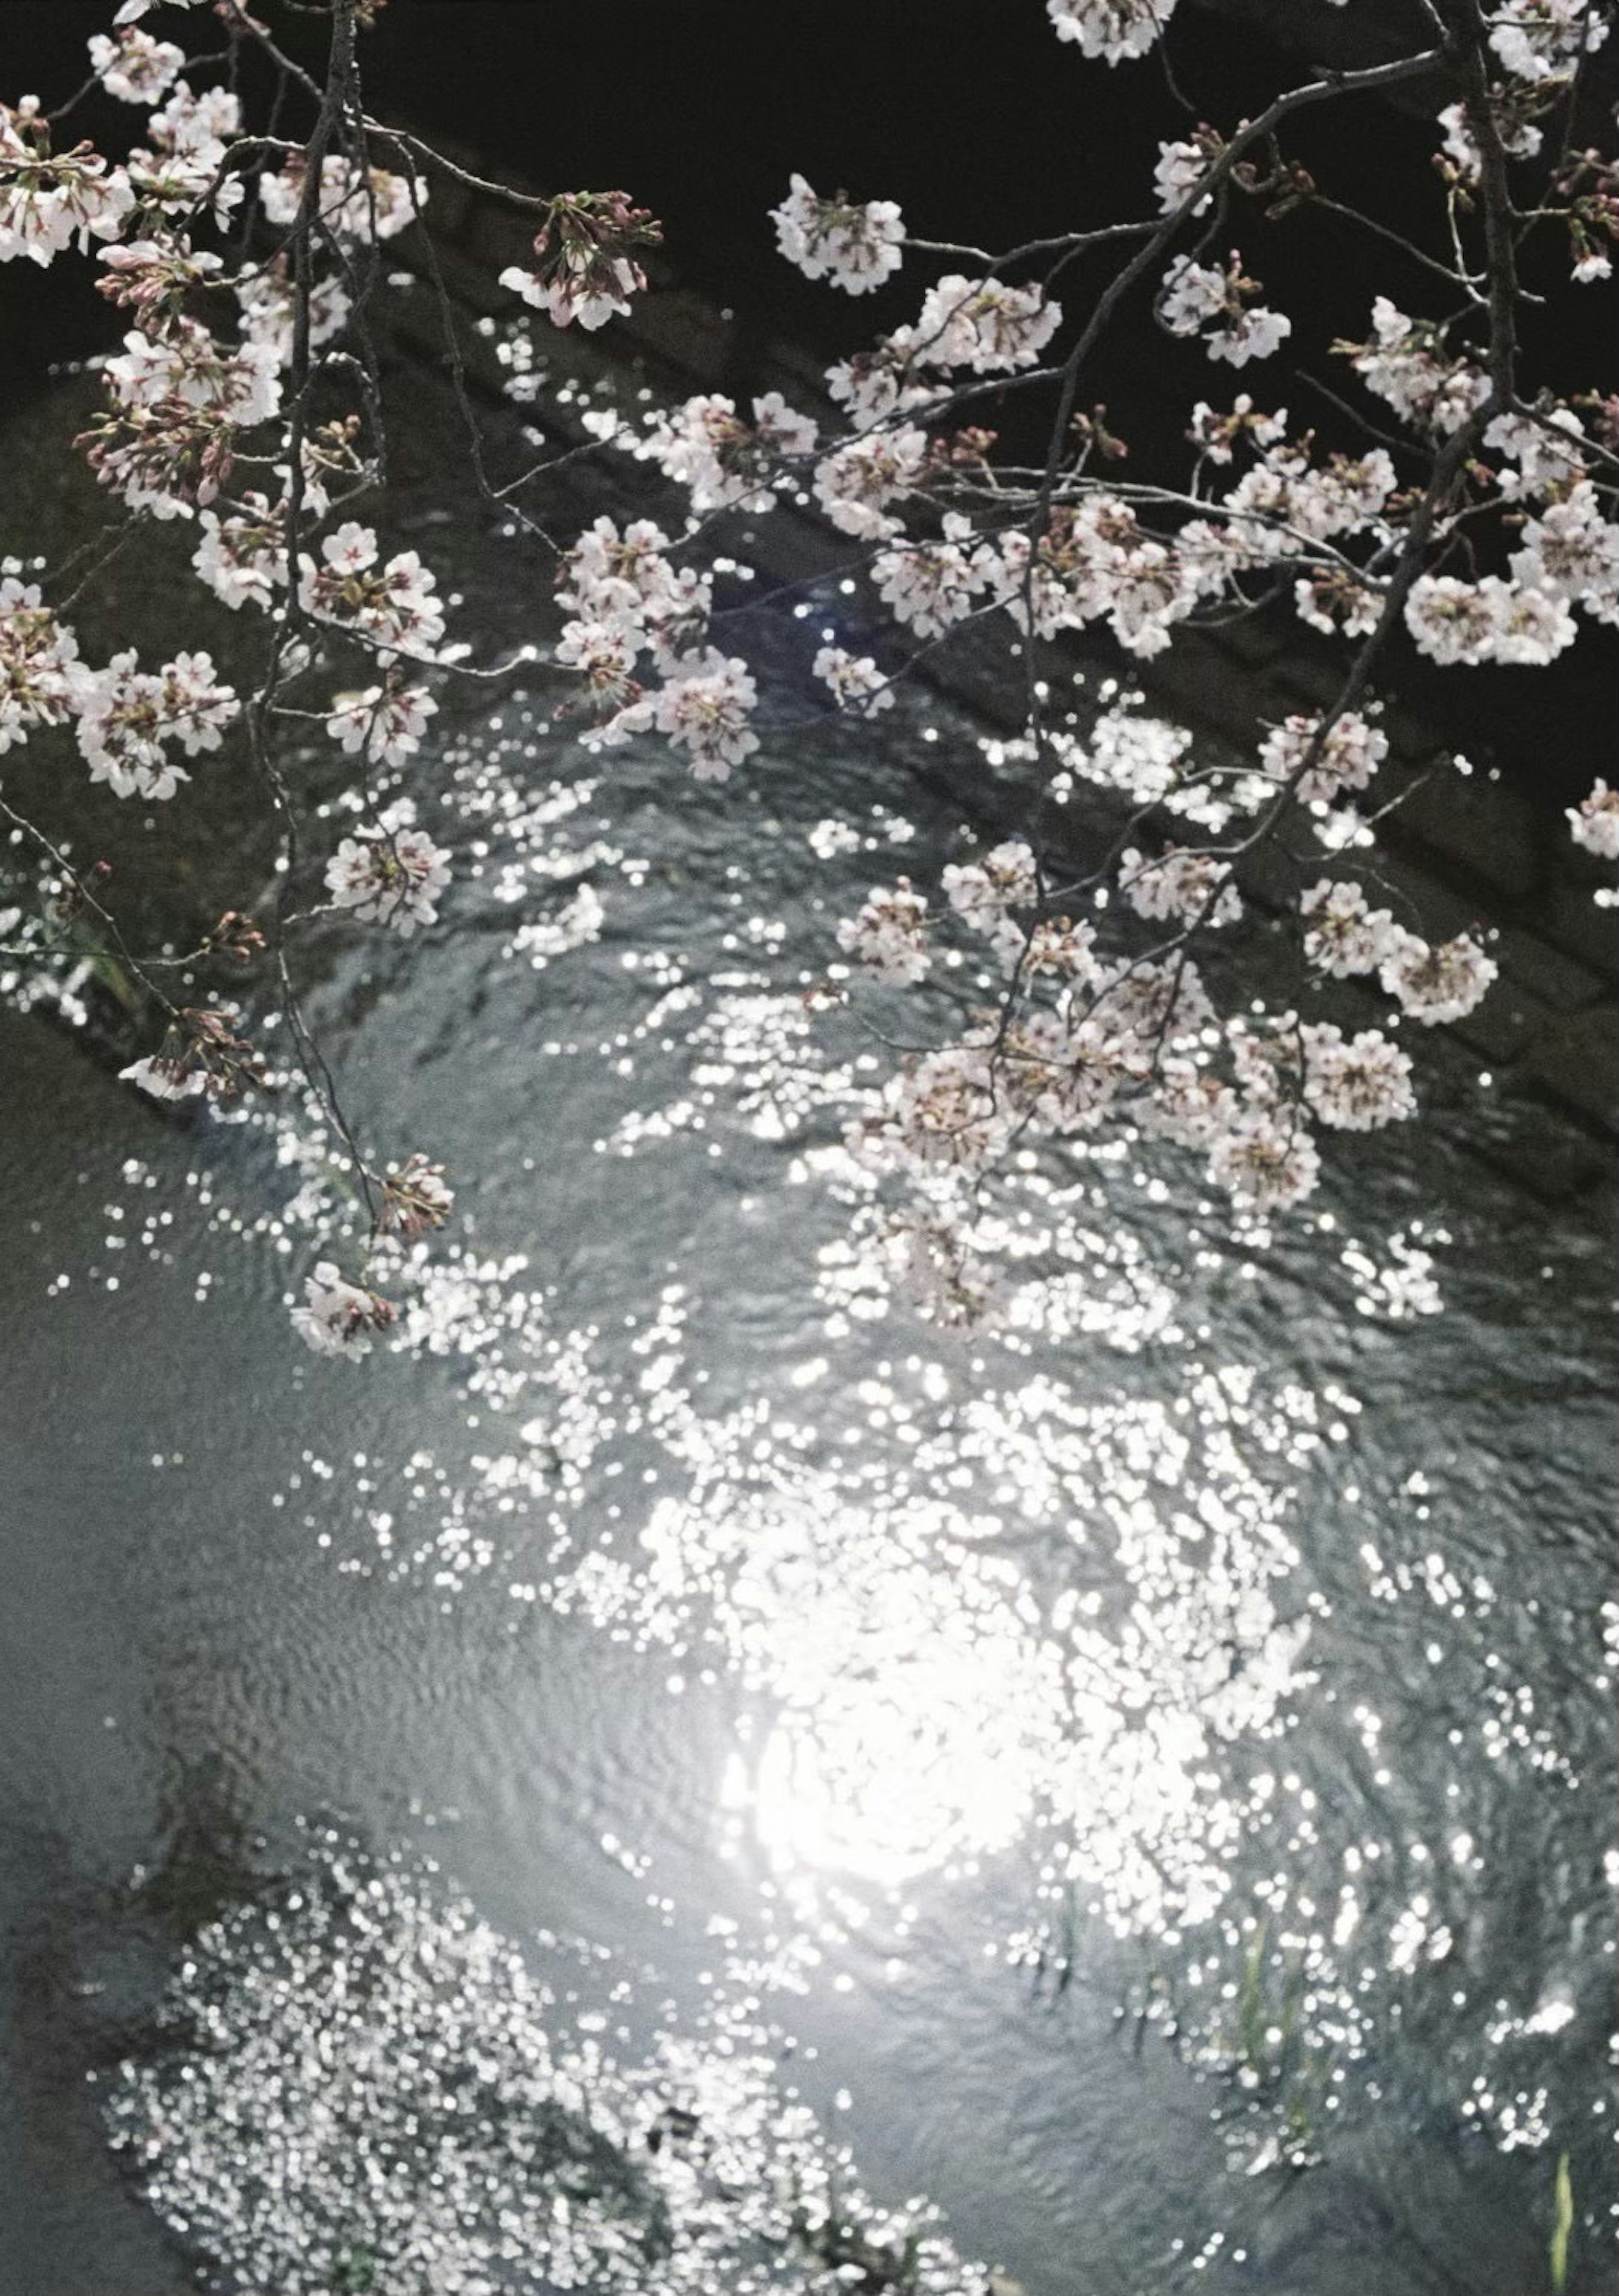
0 369 1616 2291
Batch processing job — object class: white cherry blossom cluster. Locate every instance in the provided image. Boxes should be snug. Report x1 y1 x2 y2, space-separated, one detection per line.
73 648 238 799
1568 778 1619 861
298 523 447 659
0 579 83 753
325 679 438 768
913 275 1063 372
87 26 184 105
122 81 243 226
838 879 932 984
324 809 451 936
258 153 422 242
1258 709 1388 804
191 495 289 611
1046 0 1179 64
635 390 817 512
812 646 894 715
290 1260 398 1357
770 173 905 293
1487 0 1610 81
1159 252 1292 366
0 97 134 264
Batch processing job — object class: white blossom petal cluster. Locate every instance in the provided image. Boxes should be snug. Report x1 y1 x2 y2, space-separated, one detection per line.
298 523 447 658
1302 1023 1416 1130
813 646 893 713
1344 298 1488 433
118 1053 207 1103
500 250 641 331
1487 0 1609 80
1207 1106 1321 1210
942 839 1038 933
1299 878 1400 977
838 880 931 984
122 81 244 226
87 26 184 103
1404 573 1577 666
913 275 1062 372
1046 0 1178 62
290 1261 396 1357
650 648 760 779
1159 253 1291 366
1483 407 1589 498
979 500 1199 659
1377 929 1498 1025
259 155 422 242
1154 137 1214 214
637 393 817 513
105 316 282 428
191 496 288 610
325 681 438 768
1568 777 1619 860
770 173 904 293
0 578 82 752
1119 844 1243 927
73 648 238 798
873 515 988 637
325 810 450 936
0 98 133 264
235 267 352 366
558 514 710 664
1258 709 1387 804
812 425 930 540
1507 482 1619 623
824 333 933 430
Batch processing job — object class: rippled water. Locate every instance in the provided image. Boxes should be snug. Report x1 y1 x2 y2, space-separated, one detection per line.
0 392 1614 2295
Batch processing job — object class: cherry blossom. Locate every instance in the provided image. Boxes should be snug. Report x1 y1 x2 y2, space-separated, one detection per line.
73 649 238 799
813 647 894 714
258 155 423 243
191 498 289 611
380 1153 455 1241
1487 0 1609 81
1568 779 1619 861
812 425 930 540
0 579 82 753
87 27 184 105
299 525 447 658
1046 0 1178 64
500 189 659 328
1302 1024 1416 1131
1299 878 1400 978
1259 710 1388 805
325 816 451 936
290 1261 396 1359
1159 253 1291 366
118 1052 206 1102
0 99 133 264
1377 930 1498 1026
873 517 988 638
838 880 931 985
1119 844 1243 927
771 175 904 293
913 275 1062 373
325 681 438 768
651 648 760 779
1207 1106 1321 1211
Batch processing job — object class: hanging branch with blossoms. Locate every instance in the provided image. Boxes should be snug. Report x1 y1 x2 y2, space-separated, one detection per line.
0 0 1614 1353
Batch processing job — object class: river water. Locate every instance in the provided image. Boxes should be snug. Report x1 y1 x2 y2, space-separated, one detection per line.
0 378 1614 2295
